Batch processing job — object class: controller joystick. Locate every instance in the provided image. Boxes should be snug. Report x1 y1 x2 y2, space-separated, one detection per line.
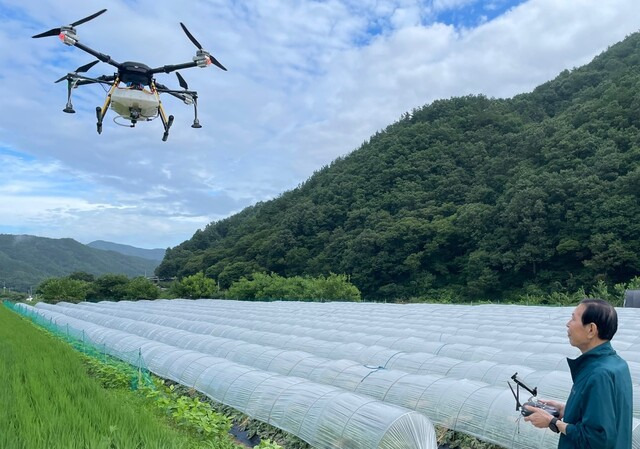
521 400 560 417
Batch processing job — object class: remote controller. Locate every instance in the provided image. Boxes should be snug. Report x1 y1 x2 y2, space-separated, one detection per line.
521 400 560 417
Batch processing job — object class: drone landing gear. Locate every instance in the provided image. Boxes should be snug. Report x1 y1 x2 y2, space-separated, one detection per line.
96 107 103 134
157 101 174 141
95 79 118 135
191 97 202 128
63 79 76 113
162 115 174 142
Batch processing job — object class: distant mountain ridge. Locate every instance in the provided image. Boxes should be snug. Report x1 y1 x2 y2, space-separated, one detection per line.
0 234 159 292
87 240 166 262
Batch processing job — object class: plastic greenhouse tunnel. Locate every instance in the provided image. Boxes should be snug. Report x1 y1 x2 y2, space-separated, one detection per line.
13 302 436 449
10 300 640 449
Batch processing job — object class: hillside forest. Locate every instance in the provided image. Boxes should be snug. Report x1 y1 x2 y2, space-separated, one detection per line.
156 32 640 302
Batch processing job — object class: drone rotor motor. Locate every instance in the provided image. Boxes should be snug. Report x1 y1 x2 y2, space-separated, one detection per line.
193 50 212 68
58 27 78 46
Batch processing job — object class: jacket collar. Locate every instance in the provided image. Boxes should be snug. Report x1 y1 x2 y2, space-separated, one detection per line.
566 341 615 381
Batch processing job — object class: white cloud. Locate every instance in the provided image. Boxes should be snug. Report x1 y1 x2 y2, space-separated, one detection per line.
0 0 638 248
433 0 477 11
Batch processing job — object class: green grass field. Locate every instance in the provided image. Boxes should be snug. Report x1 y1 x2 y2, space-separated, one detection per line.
0 306 210 449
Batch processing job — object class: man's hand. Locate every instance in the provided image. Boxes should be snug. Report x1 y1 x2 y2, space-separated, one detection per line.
523 405 553 428
538 399 565 419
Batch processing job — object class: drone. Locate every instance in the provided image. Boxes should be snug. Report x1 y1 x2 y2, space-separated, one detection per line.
32 9 227 141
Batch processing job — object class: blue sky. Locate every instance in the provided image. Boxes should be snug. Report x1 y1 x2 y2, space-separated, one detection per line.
0 0 638 249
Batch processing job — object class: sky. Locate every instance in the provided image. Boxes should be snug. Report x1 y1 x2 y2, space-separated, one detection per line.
0 0 638 250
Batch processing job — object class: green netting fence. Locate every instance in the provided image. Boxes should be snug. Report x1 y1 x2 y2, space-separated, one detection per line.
3 300 154 391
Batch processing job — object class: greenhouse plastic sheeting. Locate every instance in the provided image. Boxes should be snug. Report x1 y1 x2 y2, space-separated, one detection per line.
16 300 640 449
15 304 436 449
30 302 620 410
31 303 578 403
69 299 640 371
38 300 640 404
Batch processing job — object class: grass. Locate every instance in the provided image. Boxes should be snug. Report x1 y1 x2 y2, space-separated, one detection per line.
0 306 219 449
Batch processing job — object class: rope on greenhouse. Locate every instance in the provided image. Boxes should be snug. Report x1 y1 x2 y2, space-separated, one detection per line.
360 365 384 384
382 351 406 368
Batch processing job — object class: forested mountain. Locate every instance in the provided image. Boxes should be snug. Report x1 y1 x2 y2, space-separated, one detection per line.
0 235 159 292
88 240 166 262
157 32 640 301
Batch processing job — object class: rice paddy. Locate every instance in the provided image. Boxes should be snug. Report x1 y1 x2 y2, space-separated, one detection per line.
0 306 209 449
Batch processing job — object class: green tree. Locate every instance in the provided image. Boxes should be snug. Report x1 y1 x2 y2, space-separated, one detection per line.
90 274 130 300
308 273 361 301
215 261 264 289
226 272 361 302
170 272 219 299
37 278 91 303
123 277 160 300
67 271 96 282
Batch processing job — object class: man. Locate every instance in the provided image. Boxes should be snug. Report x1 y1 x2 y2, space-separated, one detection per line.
524 298 633 449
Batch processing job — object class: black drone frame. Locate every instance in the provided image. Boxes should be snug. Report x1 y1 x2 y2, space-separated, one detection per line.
33 8 226 141
507 372 537 413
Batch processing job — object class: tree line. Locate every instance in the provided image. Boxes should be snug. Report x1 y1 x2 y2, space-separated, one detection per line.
32 271 361 303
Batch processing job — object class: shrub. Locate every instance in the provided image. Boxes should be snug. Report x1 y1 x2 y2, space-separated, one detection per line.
226 272 361 302
37 278 91 303
170 272 219 299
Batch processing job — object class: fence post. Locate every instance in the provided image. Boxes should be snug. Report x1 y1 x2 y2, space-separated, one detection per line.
137 348 143 388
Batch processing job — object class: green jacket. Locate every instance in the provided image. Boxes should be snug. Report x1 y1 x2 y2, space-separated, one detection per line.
559 341 632 449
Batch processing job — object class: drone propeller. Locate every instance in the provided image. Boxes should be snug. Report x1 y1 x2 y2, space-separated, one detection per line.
176 72 189 90
32 9 107 38
180 22 227 71
180 22 203 51
54 60 100 83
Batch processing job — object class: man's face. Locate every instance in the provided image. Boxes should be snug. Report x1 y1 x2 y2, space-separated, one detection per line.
566 303 595 352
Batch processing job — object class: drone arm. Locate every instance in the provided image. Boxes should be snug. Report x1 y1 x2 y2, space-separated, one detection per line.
72 41 123 70
156 86 198 97
60 74 116 86
80 74 116 85
161 90 191 103
149 61 199 75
